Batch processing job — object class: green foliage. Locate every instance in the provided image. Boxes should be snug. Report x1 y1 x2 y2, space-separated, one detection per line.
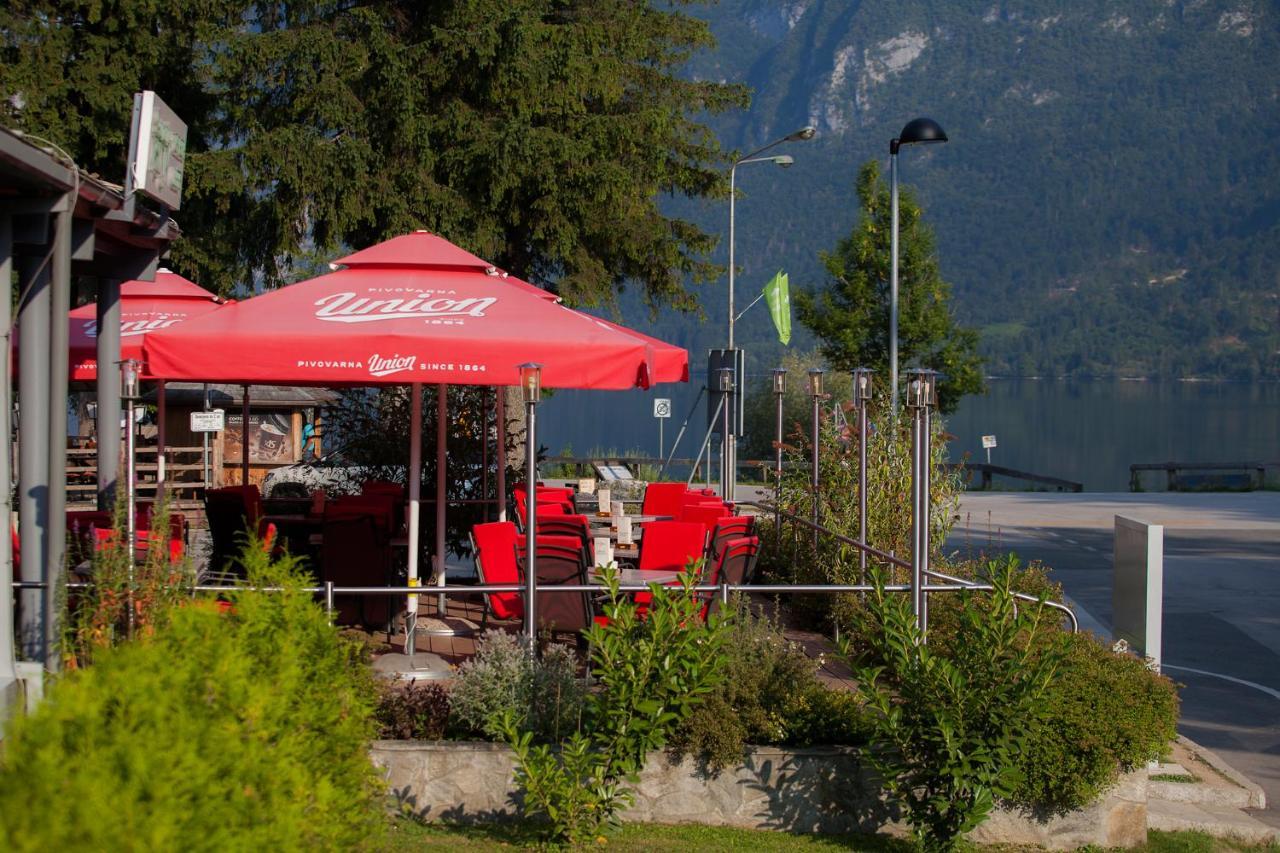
1009 630 1180 813
62 498 195 669
376 681 452 741
795 160 985 414
450 629 585 743
497 566 733 846
757 376 962 632
841 557 1064 852
668 598 870 770
0 537 384 850
0 0 747 308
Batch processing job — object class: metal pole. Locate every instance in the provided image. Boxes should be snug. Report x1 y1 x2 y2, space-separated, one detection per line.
18 253 51 661
920 400 932 637
46 198 71 667
774 385 784 534
435 384 447 617
495 388 506 522
201 384 211 487
125 390 136 634
156 379 167 495
481 388 489 522
811 391 821 547
658 384 705 480
889 145 900 413
96 278 122 509
726 162 738 511
524 398 537 649
240 385 250 486
909 390 925 636
687 395 725 489
658 416 663 461
405 383 423 656
720 373 733 500
0 214 17 688
857 391 869 581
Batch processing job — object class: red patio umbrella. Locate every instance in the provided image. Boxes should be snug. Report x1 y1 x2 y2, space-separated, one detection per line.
68 270 227 380
144 231 689 649
144 232 661 390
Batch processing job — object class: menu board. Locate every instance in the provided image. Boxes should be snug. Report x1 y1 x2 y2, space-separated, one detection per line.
222 412 296 464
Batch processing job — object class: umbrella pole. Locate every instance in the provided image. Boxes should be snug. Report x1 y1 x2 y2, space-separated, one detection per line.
156 379 167 497
240 385 250 486
435 384 447 617
405 383 423 657
495 388 506 522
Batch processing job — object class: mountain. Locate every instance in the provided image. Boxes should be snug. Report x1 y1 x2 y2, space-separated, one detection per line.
618 0 1280 383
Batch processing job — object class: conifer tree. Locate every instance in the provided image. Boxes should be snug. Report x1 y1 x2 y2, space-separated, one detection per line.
796 161 984 414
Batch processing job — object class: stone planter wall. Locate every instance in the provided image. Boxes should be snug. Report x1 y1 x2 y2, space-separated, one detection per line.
371 741 1148 849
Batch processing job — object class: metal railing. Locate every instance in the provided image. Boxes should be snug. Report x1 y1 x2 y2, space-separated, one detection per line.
740 499 1078 634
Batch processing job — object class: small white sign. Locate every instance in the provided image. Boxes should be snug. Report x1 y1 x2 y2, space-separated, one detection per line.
981 434 998 449
190 409 226 432
653 398 672 419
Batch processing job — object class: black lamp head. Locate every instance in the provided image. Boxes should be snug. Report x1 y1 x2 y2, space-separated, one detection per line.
891 117 947 154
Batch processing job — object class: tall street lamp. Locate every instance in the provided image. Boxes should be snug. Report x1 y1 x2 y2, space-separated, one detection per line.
889 117 947 411
724 124 815 500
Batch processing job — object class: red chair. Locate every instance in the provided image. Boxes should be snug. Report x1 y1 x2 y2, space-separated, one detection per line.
206 485 269 574
637 521 708 574
641 482 687 518
321 510 390 627
516 537 596 636
471 521 524 623
536 514 593 564
709 516 755 563
679 502 731 532
328 494 397 537
703 536 760 618
361 481 406 532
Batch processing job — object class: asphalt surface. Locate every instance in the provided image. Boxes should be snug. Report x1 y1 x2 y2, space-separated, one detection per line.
946 492 1280 826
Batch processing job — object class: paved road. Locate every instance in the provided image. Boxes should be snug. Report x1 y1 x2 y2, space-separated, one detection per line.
946 492 1280 825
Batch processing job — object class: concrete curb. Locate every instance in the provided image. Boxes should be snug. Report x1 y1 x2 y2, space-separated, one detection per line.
1177 735 1267 810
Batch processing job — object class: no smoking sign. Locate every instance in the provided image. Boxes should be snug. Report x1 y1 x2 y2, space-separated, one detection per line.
653 398 672 419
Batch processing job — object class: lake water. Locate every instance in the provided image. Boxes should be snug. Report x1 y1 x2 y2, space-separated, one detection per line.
538 379 1280 492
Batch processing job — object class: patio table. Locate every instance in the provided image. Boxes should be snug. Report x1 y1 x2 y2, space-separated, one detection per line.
588 567 680 586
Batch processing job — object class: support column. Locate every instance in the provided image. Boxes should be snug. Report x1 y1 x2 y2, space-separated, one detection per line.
240 386 250 486
45 199 71 668
495 388 506 522
405 384 423 656
95 278 122 509
156 380 167 494
435 384 447 616
17 252 51 662
0 214 17 690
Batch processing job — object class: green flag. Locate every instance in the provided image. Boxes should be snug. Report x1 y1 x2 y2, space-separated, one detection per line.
763 270 791 346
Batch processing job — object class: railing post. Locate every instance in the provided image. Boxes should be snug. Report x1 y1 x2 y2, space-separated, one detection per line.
852 368 873 585
324 581 335 622
518 364 542 653
906 369 937 641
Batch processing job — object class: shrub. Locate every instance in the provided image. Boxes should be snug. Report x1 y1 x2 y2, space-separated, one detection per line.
841 558 1064 852
497 566 733 846
376 681 452 740
450 629 585 742
62 498 195 668
668 599 870 770
1009 631 1180 813
0 539 384 850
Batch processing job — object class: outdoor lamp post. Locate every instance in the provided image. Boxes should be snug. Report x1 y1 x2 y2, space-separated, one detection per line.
905 368 939 640
120 358 141 631
890 117 947 412
851 367 874 581
807 368 825 543
725 125 815 501
772 368 786 534
519 363 542 648
717 367 735 496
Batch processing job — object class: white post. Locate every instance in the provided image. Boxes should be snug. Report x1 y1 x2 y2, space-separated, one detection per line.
405 383 423 656
1113 516 1164 671
435 384 448 616
495 388 506 522
156 379 167 492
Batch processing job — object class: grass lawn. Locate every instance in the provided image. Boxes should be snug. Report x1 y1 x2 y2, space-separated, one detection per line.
383 819 1279 852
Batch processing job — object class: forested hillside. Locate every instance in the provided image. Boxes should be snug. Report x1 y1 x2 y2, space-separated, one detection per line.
627 0 1280 381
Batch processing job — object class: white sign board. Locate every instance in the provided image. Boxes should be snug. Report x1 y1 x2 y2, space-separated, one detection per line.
1113 515 1164 671
981 434 998 449
126 91 188 210
190 409 226 433
653 398 672 419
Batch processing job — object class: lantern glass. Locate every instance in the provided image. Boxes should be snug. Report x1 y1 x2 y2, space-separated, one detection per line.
120 359 141 400
904 369 937 408
518 362 542 404
852 368 873 403
717 367 734 392
771 368 786 395
807 368 825 398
